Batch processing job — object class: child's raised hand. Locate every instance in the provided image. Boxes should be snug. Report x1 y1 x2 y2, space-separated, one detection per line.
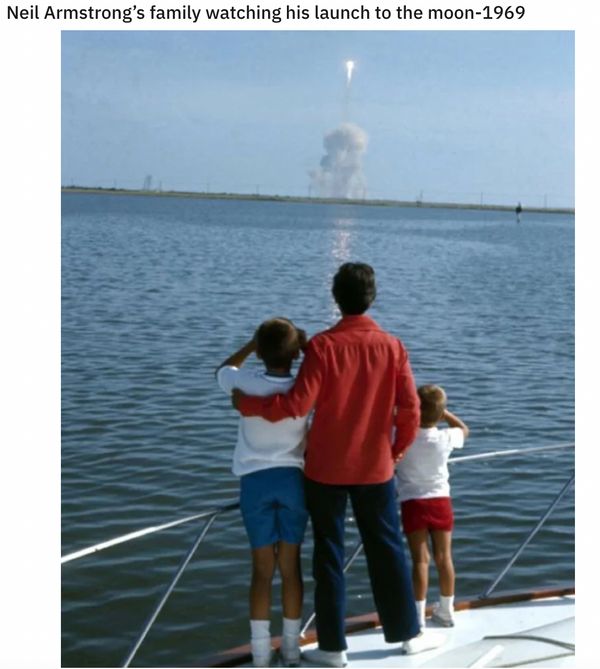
297 328 308 352
231 388 245 411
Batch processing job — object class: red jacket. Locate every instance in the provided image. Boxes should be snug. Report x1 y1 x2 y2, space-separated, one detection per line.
237 315 420 485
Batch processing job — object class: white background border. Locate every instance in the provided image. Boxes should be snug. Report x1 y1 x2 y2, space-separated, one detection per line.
0 1 593 665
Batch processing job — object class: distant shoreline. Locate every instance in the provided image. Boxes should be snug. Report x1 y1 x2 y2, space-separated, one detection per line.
61 186 574 215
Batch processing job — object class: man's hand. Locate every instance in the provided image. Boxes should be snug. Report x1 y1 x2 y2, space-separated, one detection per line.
231 388 245 411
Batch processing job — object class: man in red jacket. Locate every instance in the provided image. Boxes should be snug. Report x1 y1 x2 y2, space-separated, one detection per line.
233 263 444 666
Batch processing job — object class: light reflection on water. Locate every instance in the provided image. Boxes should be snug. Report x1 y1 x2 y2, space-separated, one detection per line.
62 194 574 667
329 218 356 321
331 218 356 264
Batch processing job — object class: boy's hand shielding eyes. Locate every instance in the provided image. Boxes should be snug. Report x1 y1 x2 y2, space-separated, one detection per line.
297 328 308 352
231 388 244 411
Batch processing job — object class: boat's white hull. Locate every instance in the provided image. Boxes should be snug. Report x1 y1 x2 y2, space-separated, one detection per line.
316 593 574 667
204 587 575 668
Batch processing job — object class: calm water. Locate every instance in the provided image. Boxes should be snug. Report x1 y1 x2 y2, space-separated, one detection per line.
61 193 574 667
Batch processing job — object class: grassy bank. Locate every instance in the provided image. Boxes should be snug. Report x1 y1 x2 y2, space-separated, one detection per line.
61 186 574 215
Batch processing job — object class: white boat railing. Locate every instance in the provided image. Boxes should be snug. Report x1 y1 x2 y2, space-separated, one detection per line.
61 502 240 565
61 441 574 667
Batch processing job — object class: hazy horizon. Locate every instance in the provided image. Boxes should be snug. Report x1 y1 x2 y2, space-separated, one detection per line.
62 31 574 209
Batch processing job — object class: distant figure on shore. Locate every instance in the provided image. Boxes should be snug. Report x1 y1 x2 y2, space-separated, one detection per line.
516 202 522 223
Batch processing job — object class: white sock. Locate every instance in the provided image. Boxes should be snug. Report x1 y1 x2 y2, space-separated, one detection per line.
251 619 271 640
415 600 426 628
282 617 301 642
250 620 271 663
282 617 301 656
283 617 301 637
439 595 454 614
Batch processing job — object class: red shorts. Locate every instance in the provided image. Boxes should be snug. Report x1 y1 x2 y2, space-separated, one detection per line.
401 497 454 534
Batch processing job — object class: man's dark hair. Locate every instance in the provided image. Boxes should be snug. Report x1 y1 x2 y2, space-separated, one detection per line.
255 318 305 369
332 262 377 315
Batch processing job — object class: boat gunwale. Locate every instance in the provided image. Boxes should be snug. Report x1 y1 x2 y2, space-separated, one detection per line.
198 584 574 667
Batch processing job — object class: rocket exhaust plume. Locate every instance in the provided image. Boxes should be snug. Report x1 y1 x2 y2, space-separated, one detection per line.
309 122 368 199
309 60 368 199
343 60 355 119
345 60 355 86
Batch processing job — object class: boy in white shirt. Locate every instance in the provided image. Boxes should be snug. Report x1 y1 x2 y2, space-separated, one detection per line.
216 318 309 667
395 385 469 629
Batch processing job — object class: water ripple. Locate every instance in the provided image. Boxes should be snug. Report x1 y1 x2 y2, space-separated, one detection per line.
62 194 573 666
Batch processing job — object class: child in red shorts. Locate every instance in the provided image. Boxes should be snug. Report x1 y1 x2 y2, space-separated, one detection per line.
395 385 469 628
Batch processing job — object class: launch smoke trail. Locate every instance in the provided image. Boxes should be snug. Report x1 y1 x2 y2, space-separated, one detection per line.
309 122 368 199
343 60 355 119
345 60 355 86
309 59 367 199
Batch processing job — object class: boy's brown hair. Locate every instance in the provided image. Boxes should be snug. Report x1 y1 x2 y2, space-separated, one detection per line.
418 384 447 427
255 318 306 369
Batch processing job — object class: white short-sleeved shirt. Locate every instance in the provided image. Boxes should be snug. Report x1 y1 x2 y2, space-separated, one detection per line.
395 426 465 502
217 366 308 477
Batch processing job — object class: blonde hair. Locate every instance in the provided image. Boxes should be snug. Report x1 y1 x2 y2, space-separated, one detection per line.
418 385 447 427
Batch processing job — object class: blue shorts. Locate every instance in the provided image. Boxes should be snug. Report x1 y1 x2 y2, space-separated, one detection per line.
240 467 308 549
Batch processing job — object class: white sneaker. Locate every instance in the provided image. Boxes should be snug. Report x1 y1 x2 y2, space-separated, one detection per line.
401 630 446 655
252 652 274 667
302 648 348 667
280 642 301 667
252 647 275 667
431 603 455 627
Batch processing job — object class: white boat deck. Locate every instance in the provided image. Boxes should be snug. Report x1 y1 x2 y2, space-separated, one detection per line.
297 595 574 668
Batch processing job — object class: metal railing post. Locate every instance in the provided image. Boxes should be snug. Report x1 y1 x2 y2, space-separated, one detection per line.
479 471 574 600
300 538 365 637
123 512 220 667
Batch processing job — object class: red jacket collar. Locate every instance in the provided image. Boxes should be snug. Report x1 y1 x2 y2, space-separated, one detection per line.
329 314 381 332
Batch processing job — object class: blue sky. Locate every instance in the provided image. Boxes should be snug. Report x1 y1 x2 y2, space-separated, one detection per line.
62 30 574 207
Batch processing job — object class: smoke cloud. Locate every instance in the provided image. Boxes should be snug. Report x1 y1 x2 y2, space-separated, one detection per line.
310 122 368 199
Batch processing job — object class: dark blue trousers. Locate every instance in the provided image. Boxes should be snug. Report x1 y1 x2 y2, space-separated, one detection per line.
304 476 420 651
